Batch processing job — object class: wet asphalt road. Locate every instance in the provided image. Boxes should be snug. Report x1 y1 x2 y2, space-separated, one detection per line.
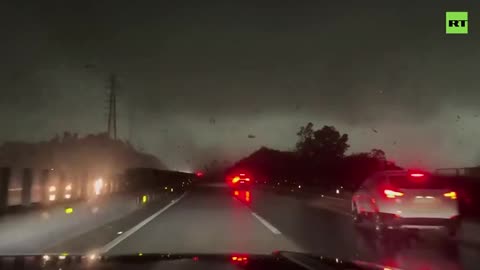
4 183 480 269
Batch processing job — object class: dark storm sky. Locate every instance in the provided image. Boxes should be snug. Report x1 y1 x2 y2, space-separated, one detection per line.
1 1 479 170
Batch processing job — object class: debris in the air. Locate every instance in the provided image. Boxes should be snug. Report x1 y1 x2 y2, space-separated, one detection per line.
371 128 378 133
248 134 256 139
456 115 461 122
393 141 397 145
209 117 216 124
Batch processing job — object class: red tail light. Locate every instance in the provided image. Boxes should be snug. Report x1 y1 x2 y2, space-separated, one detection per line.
231 176 250 183
410 173 425 178
444 191 457 200
384 189 404 198
231 256 248 262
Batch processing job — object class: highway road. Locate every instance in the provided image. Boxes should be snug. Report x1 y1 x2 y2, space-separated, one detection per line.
2 183 480 270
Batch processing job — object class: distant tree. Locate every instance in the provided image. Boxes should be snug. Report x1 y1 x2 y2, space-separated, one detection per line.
369 149 386 161
296 124 349 159
341 152 377 189
227 123 400 191
227 147 297 183
296 122 315 151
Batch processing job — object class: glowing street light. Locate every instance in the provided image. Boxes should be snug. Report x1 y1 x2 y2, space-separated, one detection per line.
94 178 104 195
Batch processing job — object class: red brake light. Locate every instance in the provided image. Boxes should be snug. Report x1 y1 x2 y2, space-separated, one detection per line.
410 173 425 178
384 189 404 198
231 256 248 262
245 191 250 202
239 173 245 176
231 176 250 183
444 191 457 200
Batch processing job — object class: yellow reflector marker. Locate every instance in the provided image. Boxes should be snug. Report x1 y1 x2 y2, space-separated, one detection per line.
138 253 143 256
142 195 148 203
65 207 73 214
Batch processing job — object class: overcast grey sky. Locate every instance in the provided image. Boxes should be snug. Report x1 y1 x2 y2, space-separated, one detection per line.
0 1 479 171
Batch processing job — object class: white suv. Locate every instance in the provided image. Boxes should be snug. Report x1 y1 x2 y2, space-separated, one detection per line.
352 170 460 235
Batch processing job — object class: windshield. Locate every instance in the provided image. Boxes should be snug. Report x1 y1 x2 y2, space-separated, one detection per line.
1 1 479 270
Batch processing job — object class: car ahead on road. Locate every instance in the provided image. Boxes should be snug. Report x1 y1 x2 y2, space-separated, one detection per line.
226 173 253 190
0 252 401 270
352 170 460 236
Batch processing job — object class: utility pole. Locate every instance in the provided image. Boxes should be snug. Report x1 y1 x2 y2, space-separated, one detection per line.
107 74 117 139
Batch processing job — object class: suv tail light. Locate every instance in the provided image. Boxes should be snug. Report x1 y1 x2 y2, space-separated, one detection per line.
443 191 457 200
384 189 404 199
232 176 250 184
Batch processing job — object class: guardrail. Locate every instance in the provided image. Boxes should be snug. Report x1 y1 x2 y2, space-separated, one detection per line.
0 167 196 215
0 167 123 214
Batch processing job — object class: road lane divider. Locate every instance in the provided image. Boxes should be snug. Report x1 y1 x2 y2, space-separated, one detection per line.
99 192 188 253
251 212 282 235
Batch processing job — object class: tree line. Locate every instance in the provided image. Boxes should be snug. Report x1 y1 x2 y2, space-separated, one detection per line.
0 132 165 178
227 123 401 190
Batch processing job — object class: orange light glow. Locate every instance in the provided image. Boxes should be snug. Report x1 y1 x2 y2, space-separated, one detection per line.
245 191 251 202
231 256 248 262
384 189 404 198
444 191 457 200
234 191 239 196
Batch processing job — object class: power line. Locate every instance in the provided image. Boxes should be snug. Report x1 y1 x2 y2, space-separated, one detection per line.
107 74 117 139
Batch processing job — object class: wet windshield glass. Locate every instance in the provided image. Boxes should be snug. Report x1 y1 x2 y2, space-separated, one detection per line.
1 1 479 270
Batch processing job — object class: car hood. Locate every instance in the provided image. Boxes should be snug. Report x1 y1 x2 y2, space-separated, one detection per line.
0 252 401 270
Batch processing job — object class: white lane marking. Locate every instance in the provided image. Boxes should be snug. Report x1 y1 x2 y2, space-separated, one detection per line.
251 212 282 235
99 192 188 253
